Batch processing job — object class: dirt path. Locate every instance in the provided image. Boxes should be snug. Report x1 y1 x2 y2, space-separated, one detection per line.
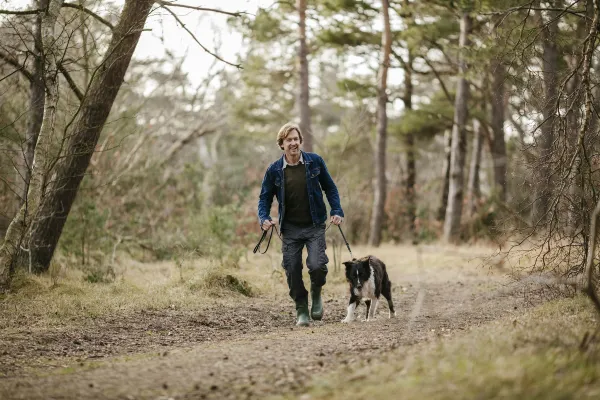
0 248 536 400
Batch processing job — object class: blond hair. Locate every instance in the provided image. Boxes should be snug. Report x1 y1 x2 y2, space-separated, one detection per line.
276 122 303 150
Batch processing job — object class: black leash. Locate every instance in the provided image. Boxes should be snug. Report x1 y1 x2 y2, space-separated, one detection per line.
253 225 275 255
252 222 354 259
336 225 354 260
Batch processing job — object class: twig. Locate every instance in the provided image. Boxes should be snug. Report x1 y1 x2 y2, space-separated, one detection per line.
0 3 115 30
57 63 84 101
0 50 33 81
159 4 242 69
155 1 248 18
62 2 114 30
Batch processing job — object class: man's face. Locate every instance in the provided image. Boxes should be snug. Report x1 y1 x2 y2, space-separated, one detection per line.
283 130 301 156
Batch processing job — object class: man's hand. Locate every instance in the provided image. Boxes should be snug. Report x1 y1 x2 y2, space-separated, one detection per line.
262 219 275 231
330 215 343 225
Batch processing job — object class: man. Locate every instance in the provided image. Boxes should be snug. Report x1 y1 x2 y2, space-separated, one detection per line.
258 123 344 327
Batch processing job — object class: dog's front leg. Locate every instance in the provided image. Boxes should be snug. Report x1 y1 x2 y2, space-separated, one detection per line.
341 295 359 323
367 298 378 321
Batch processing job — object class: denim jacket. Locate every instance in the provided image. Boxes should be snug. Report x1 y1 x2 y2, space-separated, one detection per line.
258 151 344 229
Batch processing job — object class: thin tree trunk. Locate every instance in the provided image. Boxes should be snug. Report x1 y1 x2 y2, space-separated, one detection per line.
532 1 560 223
437 129 451 222
489 59 507 202
26 0 154 274
0 0 64 291
403 51 416 239
467 119 483 217
443 11 472 242
567 1 591 233
368 0 392 247
297 0 312 152
402 0 416 240
18 0 48 207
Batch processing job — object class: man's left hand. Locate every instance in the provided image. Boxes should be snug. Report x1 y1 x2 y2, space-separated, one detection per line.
331 215 343 225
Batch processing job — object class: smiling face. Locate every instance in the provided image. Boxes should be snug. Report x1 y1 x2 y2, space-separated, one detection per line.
282 129 301 159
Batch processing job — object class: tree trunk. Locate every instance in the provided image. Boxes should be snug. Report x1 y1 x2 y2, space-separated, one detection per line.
0 0 64 291
489 59 507 202
437 129 451 222
567 2 591 233
532 2 560 223
403 50 416 239
26 0 154 274
297 0 312 152
466 119 483 217
443 11 472 242
368 0 392 247
17 0 48 208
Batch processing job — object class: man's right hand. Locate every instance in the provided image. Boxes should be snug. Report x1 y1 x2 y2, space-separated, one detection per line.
262 219 275 231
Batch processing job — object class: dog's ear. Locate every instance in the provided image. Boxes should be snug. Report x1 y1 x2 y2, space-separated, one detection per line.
343 261 353 271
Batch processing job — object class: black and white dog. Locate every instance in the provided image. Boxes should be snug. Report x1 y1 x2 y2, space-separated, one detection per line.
341 256 395 323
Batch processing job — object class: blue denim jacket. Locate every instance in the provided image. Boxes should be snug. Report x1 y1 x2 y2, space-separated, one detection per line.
258 151 344 229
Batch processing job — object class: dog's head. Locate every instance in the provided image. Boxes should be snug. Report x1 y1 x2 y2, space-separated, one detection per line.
343 257 371 294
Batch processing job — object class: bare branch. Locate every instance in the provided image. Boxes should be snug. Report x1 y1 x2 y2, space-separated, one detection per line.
0 9 38 16
57 63 83 101
62 2 114 30
0 3 114 29
422 57 453 105
159 4 242 69
155 1 248 18
0 50 33 81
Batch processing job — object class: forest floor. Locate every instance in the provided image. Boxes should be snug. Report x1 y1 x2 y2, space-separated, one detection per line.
0 244 597 400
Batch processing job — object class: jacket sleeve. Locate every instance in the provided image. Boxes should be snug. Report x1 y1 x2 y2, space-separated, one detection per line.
318 156 344 217
257 166 275 227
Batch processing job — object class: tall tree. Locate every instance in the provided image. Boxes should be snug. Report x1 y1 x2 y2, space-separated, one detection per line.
297 0 313 151
438 129 452 221
6 0 155 278
368 0 392 247
443 10 472 242
400 0 416 239
19 0 49 207
466 119 483 217
532 1 560 223
488 17 507 202
0 0 65 289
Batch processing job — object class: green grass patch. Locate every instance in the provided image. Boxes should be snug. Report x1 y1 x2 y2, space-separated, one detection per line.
284 296 600 400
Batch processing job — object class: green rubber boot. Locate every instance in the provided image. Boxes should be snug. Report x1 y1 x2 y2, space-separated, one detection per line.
310 285 323 321
295 298 310 327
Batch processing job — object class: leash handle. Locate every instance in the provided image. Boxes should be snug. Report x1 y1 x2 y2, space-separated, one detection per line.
337 225 354 260
253 226 274 254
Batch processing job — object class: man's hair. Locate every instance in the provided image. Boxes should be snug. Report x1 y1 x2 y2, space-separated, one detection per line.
277 122 303 150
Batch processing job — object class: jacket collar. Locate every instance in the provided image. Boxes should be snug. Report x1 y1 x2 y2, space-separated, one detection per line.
277 150 311 170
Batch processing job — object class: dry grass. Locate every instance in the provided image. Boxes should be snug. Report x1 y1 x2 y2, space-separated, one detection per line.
0 242 504 331
279 295 600 400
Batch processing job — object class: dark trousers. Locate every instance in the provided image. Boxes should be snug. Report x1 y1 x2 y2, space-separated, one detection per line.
281 222 329 302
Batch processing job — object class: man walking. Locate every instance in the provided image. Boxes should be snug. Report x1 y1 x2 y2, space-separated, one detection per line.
258 123 344 326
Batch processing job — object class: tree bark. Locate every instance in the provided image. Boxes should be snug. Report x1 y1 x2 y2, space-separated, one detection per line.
567 1 591 233
403 50 416 239
297 0 312 152
401 0 416 240
368 0 392 247
443 11 472 242
17 0 48 208
0 0 64 291
25 0 155 274
489 59 507 202
466 119 483 218
437 129 452 222
532 1 560 223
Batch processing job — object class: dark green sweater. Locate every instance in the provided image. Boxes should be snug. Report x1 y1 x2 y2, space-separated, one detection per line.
283 164 313 226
